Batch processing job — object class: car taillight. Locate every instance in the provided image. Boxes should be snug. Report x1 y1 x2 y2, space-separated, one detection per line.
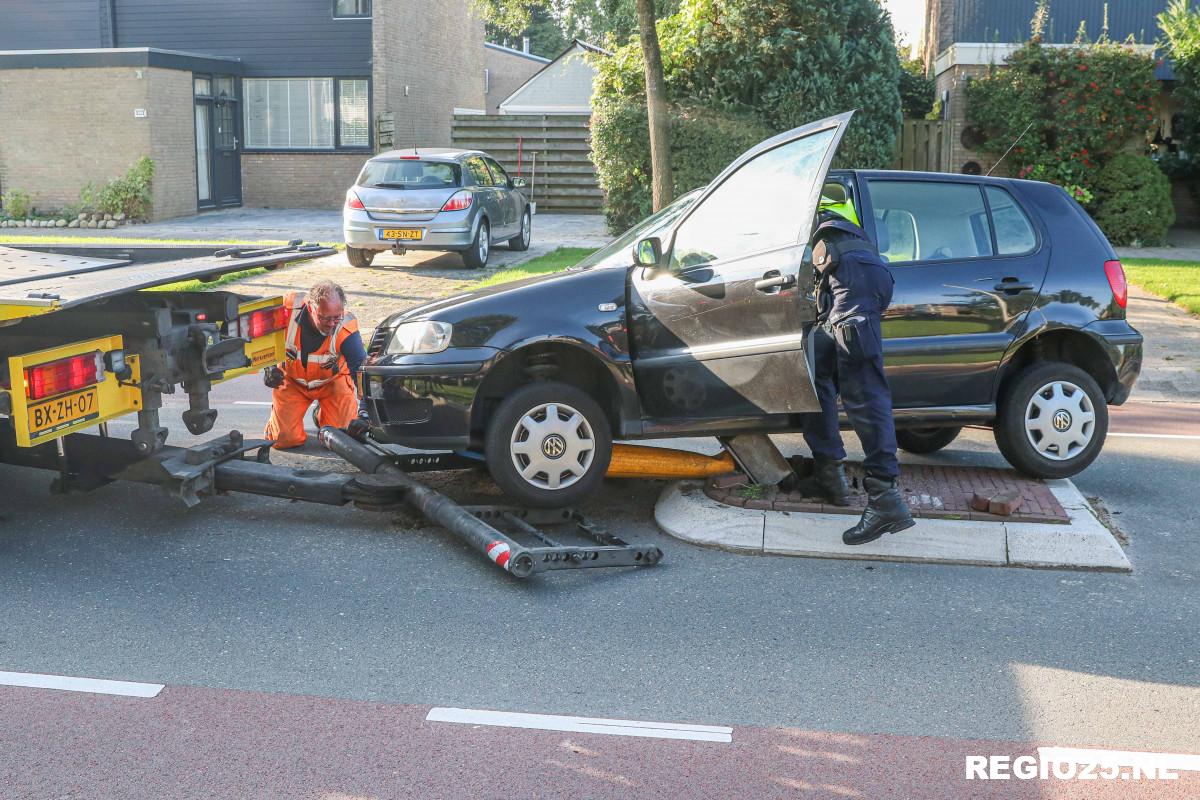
1104 259 1127 309
441 191 472 212
346 193 365 210
237 306 289 340
25 351 104 401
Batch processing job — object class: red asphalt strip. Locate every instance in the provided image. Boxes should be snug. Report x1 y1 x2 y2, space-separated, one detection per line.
0 684 1196 799
1109 402 1200 437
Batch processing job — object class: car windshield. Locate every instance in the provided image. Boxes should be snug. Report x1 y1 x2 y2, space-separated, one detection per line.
358 159 461 190
573 189 704 270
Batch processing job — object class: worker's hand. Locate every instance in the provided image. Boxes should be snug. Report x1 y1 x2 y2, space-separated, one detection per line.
262 365 284 389
346 415 371 442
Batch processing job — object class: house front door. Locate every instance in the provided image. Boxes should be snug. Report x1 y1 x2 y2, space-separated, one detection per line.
194 74 242 210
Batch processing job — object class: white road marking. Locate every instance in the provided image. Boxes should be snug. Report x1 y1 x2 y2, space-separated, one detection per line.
0 671 163 698
232 401 274 406
1109 432 1200 440
426 707 732 743
1038 746 1200 773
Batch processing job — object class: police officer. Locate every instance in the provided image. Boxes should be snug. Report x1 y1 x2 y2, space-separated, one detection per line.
798 195 914 545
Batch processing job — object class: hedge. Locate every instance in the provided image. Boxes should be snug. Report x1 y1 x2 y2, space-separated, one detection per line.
1091 153 1176 246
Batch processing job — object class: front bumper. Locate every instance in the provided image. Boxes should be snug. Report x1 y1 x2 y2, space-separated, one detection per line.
359 347 500 450
343 207 476 252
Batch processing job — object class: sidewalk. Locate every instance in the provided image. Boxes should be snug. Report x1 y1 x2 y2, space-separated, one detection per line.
0 207 610 250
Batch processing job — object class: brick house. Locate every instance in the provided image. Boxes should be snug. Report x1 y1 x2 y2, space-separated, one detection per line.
483 42 549 115
922 0 1178 176
0 0 487 219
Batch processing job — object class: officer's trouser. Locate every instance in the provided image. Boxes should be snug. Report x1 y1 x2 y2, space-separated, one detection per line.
264 374 358 449
801 317 899 480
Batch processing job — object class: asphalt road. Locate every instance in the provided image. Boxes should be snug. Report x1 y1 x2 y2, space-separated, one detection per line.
1 380 1198 798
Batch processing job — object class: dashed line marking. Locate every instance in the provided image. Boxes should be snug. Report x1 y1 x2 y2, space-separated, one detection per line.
426 707 732 743
1108 432 1200 440
0 670 163 698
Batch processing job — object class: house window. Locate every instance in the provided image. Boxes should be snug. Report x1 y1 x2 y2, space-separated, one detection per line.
333 0 371 18
243 77 370 150
244 78 334 149
338 79 370 148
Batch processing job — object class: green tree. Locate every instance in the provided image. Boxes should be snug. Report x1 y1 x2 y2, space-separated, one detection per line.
899 57 934 118
474 0 676 210
485 4 567 56
1159 0 1200 164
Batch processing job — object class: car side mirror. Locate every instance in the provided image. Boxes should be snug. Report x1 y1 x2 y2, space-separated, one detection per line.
510 177 528 189
634 237 664 269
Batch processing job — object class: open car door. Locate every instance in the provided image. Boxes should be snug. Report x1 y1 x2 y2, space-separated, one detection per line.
628 111 852 420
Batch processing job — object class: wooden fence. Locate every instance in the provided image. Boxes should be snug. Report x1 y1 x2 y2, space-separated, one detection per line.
893 119 949 172
451 114 602 214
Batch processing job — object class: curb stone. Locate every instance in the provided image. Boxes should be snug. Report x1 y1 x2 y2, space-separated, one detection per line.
654 479 1131 572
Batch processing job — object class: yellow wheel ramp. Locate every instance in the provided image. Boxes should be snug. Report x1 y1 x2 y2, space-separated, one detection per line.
605 443 736 480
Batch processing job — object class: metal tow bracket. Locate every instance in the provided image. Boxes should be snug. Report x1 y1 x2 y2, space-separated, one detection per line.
319 427 663 578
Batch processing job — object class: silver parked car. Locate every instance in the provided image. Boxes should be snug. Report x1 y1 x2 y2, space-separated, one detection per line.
343 148 532 269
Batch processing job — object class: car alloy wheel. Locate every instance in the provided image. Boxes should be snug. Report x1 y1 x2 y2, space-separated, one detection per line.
521 212 530 247
509 401 595 490
1023 379 1095 462
478 226 490 264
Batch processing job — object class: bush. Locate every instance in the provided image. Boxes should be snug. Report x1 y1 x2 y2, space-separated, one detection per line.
966 36 1157 192
2 188 33 219
1091 153 1176 246
592 100 770 231
899 57 935 119
591 0 902 229
94 156 155 219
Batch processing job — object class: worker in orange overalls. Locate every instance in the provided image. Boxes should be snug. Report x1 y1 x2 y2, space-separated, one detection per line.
263 279 367 449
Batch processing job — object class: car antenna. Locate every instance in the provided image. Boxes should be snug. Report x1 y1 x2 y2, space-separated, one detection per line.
986 121 1035 177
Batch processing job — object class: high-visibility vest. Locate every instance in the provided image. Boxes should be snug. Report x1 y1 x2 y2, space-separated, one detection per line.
280 291 359 390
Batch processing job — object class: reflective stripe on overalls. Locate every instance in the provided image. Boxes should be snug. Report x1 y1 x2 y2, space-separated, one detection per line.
280 291 358 390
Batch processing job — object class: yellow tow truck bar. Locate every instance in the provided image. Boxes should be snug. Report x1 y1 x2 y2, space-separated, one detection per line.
0 244 663 579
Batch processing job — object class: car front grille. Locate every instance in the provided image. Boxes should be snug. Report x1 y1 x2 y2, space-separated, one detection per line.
368 326 391 356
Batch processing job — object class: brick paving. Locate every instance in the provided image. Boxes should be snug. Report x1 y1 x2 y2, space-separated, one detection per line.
705 462 1069 524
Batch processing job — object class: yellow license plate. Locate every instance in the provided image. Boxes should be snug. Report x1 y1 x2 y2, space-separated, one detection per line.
380 228 423 241
27 386 100 439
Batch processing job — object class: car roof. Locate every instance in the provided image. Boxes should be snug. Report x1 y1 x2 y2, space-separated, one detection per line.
833 168 1017 186
370 147 482 162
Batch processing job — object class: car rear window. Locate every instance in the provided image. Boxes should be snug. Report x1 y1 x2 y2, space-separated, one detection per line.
868 180 995 263
358 160 461 189
985 186 1038 255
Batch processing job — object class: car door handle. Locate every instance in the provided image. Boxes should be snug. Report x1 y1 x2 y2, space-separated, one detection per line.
994 278 1035 294
755 272 796 293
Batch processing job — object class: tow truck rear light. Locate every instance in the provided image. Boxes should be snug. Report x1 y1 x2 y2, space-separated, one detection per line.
441 191 472 212
1104 259 1127 309
25 351 104 401
346 193 366 210
237 306 289 340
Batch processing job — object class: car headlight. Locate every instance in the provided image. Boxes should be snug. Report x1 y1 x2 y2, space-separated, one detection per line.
387 320 453 354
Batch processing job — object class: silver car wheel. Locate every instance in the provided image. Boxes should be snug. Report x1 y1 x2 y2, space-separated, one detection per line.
1023 379 1095 462
509 402 595 490
478 223 489 263
521 212 531 246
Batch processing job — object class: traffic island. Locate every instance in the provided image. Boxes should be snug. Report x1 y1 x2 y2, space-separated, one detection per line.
654 464 1131 572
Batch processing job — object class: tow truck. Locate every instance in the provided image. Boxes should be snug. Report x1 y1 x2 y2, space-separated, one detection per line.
0 243 661 578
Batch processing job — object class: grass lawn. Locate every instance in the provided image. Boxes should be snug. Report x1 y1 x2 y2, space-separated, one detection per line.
150 268 270 293
1123 258 1200 317
473 247 595 289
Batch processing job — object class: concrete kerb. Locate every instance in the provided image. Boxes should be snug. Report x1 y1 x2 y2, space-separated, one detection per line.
654 479 1131 573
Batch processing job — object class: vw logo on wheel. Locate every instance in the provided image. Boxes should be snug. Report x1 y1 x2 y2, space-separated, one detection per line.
1052 409 1073 432
541 433 567 459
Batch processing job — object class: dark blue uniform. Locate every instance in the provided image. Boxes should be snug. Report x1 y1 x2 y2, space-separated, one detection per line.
801 224 900 481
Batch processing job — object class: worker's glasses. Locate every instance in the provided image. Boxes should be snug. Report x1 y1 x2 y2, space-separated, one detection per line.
309 303 344 326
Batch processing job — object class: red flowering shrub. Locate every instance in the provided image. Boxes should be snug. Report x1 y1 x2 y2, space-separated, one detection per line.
965 38 1157 192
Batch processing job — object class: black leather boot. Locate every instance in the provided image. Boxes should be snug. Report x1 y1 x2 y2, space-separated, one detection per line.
791 456 851 507
843 475 915 545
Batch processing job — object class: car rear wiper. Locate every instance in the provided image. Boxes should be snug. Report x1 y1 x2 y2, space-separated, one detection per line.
369 182 413 189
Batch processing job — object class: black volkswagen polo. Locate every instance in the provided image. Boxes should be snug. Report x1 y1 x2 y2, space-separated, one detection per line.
360 112 1142 508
